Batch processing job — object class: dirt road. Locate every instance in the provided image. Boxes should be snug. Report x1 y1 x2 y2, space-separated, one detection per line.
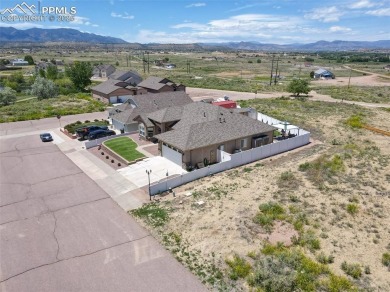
186 87 390 108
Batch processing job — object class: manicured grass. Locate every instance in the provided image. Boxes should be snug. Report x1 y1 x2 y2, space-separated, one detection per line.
104 137 144 162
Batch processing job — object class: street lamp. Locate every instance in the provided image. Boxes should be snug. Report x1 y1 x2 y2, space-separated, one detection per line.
146 169 152 200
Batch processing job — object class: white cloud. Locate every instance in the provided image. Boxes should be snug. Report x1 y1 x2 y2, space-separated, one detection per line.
186 3 206 8
329 26 352 32
366 8 390 16
349 0 376 9
304 6 344 22
111 12 134 19
228 4 259 12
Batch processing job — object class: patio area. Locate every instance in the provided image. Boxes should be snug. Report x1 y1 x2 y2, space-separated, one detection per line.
117 156 187 188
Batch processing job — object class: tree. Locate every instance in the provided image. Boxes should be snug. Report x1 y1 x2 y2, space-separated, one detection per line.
46 65 58 80
24 55 34 65
30 77 58 100
0 87 17 106
115 61 119 66
66 61 93 91
287 79 310 97
257 59 262 63
39 68 46 78
5 72 25 92
310 71 315 78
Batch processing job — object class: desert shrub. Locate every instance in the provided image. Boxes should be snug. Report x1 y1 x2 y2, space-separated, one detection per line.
248 245 339 291
317 252 335 264
346 203 359 215
293 229 321 251
298 155 345 185
341 261 362 279
131 203 169 227
345 115 364 128
254 202 285 232
278 171 300 189
382 253 390 267
225 254 252 280
320 274 356 292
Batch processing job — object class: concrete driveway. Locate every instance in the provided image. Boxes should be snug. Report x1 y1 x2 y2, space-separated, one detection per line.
0 117 206 292
118 156 187 188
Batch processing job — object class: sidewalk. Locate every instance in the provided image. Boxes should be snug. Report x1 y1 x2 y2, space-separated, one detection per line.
55 130 149 211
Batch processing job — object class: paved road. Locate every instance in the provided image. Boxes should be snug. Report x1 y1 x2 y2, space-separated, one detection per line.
0 119 206 291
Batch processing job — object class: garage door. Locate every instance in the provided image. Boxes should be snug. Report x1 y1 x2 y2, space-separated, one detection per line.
162 145 182 166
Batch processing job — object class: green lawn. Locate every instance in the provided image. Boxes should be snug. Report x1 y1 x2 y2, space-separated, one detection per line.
104 137 145 162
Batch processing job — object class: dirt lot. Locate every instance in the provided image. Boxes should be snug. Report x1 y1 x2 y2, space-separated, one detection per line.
131 97 390 291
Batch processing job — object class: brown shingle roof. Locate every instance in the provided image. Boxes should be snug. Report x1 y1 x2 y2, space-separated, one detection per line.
110 92 193 125
154 103 276 151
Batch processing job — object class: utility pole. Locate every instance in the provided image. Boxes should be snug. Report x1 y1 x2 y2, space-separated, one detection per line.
274 58 279 85
347 67 352 89
147 51 150 73
269 54 275 86
142 52 145 73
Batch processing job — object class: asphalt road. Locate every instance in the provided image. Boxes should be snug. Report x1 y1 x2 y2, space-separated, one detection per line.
0 116 206 292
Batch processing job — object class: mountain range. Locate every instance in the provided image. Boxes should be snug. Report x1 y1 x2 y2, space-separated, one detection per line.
1 27 389 51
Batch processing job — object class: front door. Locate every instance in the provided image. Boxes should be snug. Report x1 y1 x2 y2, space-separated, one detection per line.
210 150 215 163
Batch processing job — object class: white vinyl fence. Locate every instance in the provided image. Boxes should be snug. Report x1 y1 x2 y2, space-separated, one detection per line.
150 132 310 195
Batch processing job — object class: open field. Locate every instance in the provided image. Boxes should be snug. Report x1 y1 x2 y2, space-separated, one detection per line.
131 99 390 291
0 94 105 123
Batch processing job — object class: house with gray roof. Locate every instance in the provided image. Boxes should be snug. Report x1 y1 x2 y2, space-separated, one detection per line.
144 102 276 168
110 91 193 133
91 70 145 103
138 76 185 93
314 68 334 79
109 70 142 85
93 64 116 78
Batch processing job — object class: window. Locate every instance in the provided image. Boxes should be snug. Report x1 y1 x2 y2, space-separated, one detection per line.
240 138 247 149
139 123 145 136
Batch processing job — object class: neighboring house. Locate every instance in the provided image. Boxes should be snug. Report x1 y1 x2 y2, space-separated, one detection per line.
151 102 276 168
93 64 116 78
108 70 142 85
165 64 176 69
91 70 144 103
91 78 147 104
314 68 334 79
138 76 185 93
11 59 28 66
110 91 193 133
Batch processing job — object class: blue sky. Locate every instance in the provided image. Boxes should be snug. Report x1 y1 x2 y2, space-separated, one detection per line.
1 0 389 43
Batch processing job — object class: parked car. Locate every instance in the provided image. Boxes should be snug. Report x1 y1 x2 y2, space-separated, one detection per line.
40 133 53 142
88 129 116 140
76 125 108 140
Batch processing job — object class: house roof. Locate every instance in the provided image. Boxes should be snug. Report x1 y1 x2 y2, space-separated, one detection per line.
315 68 332 75
95 64 115 71
154 103 276 151
91 79 131 95
108 70 142 85
138 76 170 91
111 91 193 125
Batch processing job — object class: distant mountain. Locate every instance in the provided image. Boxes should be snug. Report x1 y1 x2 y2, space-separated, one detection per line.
1 27 389 51
201 40 390 51
0 27 128 44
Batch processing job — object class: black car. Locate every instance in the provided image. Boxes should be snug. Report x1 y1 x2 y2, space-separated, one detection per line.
40 133 53 142
76 125 108 140
88 129 116 140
